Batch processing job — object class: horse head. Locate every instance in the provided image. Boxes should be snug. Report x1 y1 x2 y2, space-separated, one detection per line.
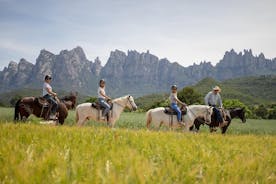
205 106 213 124
238 108 246 123
61 93 77 109
126 95 137 111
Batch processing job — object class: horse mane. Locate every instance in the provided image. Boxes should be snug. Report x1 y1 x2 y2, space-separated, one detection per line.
112 95 132 104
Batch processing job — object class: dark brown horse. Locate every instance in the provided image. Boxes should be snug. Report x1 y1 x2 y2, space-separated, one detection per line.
60 92 77 110
14 97 68 125
191 108 246 134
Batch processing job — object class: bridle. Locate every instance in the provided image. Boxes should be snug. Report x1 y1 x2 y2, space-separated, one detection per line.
113 96 136 111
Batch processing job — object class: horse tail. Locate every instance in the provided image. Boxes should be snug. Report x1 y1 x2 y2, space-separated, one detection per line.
14 99 21 121
146 110 152 128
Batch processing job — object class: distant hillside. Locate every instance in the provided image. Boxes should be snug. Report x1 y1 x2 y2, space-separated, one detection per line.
1 47 275 97
191 75 276 105
135 75 276 108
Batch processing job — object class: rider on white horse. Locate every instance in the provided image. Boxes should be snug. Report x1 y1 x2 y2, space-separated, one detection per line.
169 85 186 126
98 79 112 121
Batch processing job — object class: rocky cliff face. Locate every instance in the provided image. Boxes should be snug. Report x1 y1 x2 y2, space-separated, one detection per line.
0 47 275 96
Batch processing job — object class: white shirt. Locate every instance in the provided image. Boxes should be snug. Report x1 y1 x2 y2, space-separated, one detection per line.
97 87 106 99
169 92 178 104
43 82 52 96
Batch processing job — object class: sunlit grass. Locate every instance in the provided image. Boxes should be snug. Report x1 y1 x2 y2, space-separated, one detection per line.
1 107 276 183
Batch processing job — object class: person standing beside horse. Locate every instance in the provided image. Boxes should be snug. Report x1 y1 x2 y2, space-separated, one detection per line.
204 86 227 127
98 79 112 122
43 75 58 120
169 85 186 126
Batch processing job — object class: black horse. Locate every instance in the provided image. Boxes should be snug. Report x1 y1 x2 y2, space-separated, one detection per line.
191 107 246 134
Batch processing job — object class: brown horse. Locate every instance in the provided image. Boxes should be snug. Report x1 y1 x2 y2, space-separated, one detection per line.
60 92 77 110
14 96 68 125
191 108 246 134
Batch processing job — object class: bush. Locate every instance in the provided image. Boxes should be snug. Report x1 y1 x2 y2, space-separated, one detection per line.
178 87 202 105
255 104 268 119
85 97 97 103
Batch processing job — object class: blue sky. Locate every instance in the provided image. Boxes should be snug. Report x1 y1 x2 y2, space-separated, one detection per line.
0 0 275 70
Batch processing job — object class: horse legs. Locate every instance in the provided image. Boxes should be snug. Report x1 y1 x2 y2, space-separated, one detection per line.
221 121 231 134
146 111 152 129
77 117 87 126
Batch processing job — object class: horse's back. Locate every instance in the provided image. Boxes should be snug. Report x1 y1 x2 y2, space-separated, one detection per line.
76 103 92 109
150 107 165 113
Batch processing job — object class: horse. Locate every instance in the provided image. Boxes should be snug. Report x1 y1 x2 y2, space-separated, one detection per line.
146 105 213 131
192 107 246 134
76 95 137 127
60 92 77 110
14 96 68 125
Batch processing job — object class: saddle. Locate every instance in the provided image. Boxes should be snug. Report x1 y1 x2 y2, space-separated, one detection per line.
164 106 187 115
91 101 113 110
91 102 106 110
37 97 49 107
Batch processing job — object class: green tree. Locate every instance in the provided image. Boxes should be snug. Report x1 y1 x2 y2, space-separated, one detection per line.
268 109 276 119
255 104 268 119
178 87 202 105
85 96 97 103
223 99 252 118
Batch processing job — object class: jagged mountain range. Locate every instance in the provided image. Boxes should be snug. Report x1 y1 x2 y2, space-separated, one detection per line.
0 46 275 97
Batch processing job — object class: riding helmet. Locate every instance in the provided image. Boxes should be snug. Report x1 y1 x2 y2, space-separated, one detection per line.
171 85 177 90
45 75 52 80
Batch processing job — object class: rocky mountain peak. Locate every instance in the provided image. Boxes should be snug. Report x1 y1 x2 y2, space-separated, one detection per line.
7 61 18 71
0 47 275 96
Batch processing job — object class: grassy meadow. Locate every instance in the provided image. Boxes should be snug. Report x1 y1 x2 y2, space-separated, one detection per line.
0 107 276 183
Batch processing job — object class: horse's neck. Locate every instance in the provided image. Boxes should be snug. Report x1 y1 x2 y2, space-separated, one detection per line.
229 110 237 118
187 106 206 121
112 98 127 120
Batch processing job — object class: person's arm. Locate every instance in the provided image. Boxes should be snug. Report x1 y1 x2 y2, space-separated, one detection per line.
204 93 210 105
99 90 111 100
218 94 223 108
175 95 186 106
46 87 57 96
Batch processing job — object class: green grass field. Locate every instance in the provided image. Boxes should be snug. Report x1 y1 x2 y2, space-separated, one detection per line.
0 107 276 183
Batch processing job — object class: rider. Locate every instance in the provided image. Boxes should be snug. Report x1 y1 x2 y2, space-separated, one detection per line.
204 86 227 127
43 75 58 120
98 79 112 120
169 85 186 126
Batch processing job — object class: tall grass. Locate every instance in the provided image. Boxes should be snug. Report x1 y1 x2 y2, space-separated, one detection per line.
0 124 275 183
0 107 276 183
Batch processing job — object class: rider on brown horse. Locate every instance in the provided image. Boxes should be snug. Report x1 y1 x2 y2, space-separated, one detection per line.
43 75 58 119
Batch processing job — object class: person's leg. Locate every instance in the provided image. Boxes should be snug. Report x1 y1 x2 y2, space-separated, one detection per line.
44 95 58 119
49 97 58 114
171 103 182 122
99 99 110 117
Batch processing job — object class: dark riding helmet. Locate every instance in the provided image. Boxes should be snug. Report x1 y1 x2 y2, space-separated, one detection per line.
171 85 177 90
99 79 105 85
45 75 52 80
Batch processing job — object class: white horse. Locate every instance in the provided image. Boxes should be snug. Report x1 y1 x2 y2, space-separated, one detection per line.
146 105 213 131
76 95 137 127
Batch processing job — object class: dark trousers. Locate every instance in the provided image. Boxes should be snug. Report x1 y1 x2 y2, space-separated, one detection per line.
212 107 223 123
43 94 58 114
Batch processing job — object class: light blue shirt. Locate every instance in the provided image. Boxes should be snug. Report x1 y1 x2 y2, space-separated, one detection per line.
204 91 222 107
